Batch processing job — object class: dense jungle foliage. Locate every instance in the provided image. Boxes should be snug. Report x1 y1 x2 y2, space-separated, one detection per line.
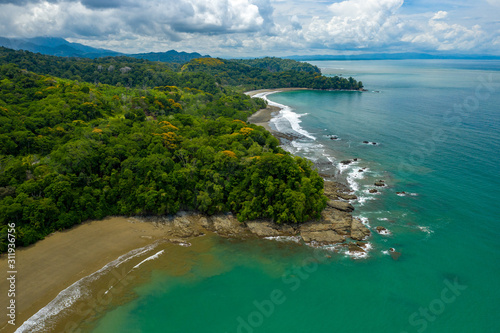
0 48 364 251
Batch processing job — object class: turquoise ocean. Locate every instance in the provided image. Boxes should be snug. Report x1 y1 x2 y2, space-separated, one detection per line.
21 60 500 333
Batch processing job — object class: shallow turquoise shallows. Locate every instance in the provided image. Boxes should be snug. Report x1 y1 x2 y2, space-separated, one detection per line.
89 60 500 333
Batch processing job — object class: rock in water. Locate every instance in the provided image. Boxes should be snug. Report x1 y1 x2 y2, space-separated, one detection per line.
376 226 391 235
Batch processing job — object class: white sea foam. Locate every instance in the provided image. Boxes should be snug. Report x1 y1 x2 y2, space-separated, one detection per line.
16 243 159 333
418 226 433 234
264 236 302 243
345 249 369 260
357 216 371 228
360 242 373 251
133 250 165 269
254 91 316 140
377 228 392 236
346 167 365 192
357 195 376 206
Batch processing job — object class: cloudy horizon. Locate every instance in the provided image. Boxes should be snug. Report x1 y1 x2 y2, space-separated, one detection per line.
0 0 499 57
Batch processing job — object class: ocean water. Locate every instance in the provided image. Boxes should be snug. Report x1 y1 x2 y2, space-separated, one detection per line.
29 60 500 333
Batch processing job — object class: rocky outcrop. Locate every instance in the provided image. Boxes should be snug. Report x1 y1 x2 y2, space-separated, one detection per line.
143 203 369 247
139 179 370 248
211 214 248 237
337 193 358 201
246 221 284 237
327 200 355 212
350 218 371 240
323 181 356 202
301 230 345 244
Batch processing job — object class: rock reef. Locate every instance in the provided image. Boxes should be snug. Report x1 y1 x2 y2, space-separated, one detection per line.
142 180 370 247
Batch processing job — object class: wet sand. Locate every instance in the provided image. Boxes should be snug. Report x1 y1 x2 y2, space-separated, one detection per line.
0 217 166 332
246 88 308 141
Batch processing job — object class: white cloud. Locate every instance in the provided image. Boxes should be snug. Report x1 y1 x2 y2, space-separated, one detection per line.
401 11 486 51
0 0 271 39
0 0 498 56
304 0 404 49
432 11 448 20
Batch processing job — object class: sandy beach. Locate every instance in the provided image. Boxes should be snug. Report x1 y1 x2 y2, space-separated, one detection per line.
246 88 309 139
0 217 166 332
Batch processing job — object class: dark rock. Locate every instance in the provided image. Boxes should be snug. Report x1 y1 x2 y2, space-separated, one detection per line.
341 160 352 165
300 217 347 245
301 230 345 244
321 207 352 235
372 142 377 145
337 193 358 201
390 248 402 261
369 189 378 193
327 200 355 212
350 218 371 240
363 141 369 144
246 221 281 237
347 243 366 253
374 181 385 187
212 215 247 237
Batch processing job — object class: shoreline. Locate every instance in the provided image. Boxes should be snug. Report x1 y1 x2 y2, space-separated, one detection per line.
3 206 370 331
246 88 310 142
0 217 166 332
4 87 371 332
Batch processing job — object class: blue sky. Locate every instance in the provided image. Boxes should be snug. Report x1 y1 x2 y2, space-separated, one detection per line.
0 0 498 57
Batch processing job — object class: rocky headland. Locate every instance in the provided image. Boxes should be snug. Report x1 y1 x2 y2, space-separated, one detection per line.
141 180 370 249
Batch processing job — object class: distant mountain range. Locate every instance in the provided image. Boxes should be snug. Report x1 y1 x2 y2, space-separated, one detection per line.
2 37 499 63
0 37 209 63
286 52 500 61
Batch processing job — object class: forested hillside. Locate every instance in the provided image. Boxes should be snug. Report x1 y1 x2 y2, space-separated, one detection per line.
0 59 327 251
182 57 363 90
0 47 362 91
234 57 321 73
